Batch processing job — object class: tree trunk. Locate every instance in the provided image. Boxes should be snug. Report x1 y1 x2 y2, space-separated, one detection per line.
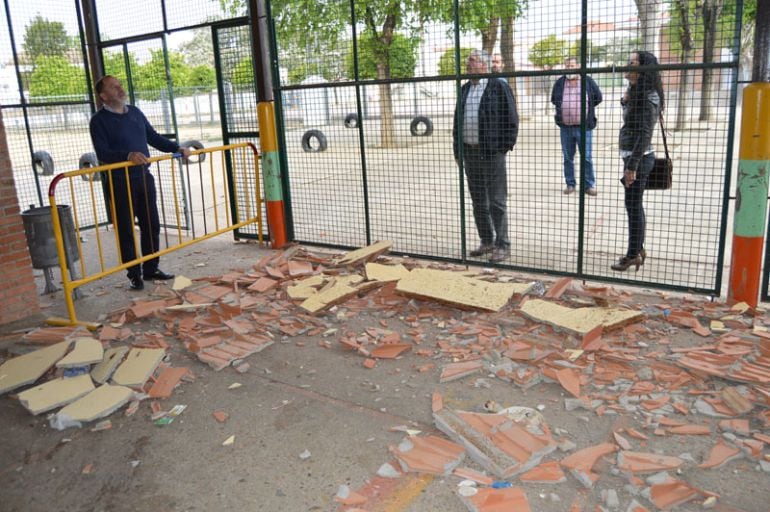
377 63 395 148
481 17 499 56
675 63 690 130
500 16 519 112
699 0 724 121
674 0 693 131
634 0 659 53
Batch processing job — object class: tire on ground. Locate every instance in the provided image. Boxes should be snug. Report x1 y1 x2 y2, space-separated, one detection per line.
180 139 206 163
410 116 433 137
32 150 54 176
301 130 328 152
343 113 358 128
78 152 100 182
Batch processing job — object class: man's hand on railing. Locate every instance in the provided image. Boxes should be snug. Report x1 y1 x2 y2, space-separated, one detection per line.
127 151 150 165
179 147 191 162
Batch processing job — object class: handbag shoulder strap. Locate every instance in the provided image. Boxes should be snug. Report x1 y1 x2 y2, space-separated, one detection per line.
658 113 670 160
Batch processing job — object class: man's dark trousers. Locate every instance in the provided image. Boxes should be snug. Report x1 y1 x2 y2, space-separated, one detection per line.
111 171 161 279
463 144 509 249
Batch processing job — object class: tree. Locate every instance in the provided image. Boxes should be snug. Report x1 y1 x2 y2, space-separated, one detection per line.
437 47 473 76
529 34 568 68
178 28 215 68
103 50 139 86
221 0 451 148
22 15 69 66
28 56 86 98
133 50 190 100
231 57 255 87
672 0 697 131
634 0 661 52
699 0 724 120
187 65 216 89
344 31 418 80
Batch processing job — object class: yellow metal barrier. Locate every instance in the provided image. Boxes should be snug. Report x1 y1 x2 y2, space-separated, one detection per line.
47 143 263 328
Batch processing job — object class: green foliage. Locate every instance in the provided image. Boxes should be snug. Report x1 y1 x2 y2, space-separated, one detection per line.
22 15 70 65
178 28 215 67
132 50 190 100
529 34 568 68
456 0 528 34
591 37 641 65
231 57 254 86
102 51 138 85
437 48 473 76
344 31 418 80
29 56 86 98
187 65 216 88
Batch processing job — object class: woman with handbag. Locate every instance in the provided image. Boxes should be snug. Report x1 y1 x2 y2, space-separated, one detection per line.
612 50 665 272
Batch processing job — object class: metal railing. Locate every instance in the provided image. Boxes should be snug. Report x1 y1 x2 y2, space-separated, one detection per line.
47 142 263 327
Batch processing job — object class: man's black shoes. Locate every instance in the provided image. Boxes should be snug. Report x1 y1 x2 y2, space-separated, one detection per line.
143 269 175 281
129 276 144 290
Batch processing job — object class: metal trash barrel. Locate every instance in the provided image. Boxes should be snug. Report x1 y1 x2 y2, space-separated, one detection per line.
21 205 79 269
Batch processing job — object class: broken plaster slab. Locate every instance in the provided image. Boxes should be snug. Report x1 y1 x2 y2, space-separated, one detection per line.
397 268 532 312
56 337 104 368
365 262 410 282
111 348 165 388
17 374 96 415
519 299 643 336
299 275 377 313
91 346 129 384
0 341 71 395
336 240 392 266
287 275 328 299
55 383 133 423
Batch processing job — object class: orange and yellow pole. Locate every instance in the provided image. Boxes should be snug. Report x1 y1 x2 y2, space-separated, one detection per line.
728 84 770 307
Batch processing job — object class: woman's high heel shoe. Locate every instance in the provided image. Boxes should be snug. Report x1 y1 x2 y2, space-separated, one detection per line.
611 253 644 272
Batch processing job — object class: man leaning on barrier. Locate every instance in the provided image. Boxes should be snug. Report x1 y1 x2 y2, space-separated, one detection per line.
453 49 519 263
89 75 190 291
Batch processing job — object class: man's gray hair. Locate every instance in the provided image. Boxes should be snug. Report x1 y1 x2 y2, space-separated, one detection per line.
469 49 491 70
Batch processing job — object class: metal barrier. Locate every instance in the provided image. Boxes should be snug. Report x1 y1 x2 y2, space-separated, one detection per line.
46 143 263 328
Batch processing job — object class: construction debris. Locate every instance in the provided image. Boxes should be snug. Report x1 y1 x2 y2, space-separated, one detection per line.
0 341 71 395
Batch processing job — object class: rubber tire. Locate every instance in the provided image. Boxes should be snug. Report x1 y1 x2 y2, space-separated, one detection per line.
32 150 54 176
78 152 100 181
301 130 328 153
343 113 358 128
410 116 433 137
180 139 206 163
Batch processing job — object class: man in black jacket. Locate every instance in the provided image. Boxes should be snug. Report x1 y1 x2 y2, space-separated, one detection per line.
453 50 519 263
551 57 602 195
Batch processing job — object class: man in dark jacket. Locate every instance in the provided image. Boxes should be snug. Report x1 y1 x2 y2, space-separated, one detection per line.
551 57 602 195
89 75 189 291
453 50 519 263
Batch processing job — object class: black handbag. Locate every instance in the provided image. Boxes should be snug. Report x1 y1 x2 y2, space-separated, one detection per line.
647 114 672 190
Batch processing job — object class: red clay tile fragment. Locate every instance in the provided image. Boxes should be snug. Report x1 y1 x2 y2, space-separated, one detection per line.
617 451 683 474
439 360 483 383
464 486 531 512
699 440 742 469
287 260 313 277
555 368 581 398
391 435 465 475
370 343 411 359
363 358 377 369
613 431 632 450
432 392 443 413
518 461 566 483
718 419 750 435
452 467 494 486
650 479 702 509
560 442 616 487
545 277 572 299
667 424 711 435
212 411 229 423
147 367 189 399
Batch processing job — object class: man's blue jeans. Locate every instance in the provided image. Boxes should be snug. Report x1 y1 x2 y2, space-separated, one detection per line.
559 126 596 189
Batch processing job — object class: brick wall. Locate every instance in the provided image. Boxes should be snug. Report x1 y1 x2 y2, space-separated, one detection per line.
0 110 41 324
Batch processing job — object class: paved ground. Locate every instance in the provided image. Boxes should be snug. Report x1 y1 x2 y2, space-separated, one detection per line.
0 235 768 512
